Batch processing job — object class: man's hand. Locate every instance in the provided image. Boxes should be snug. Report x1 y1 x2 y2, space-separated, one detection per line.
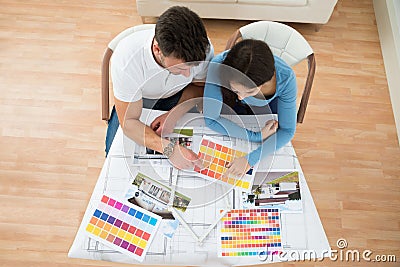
168 144 204 170
224 157 251 178
261 120 278 140
150 111 175 136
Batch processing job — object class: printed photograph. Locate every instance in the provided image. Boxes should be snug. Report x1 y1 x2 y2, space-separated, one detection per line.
241 171 303 213
125 172 191 219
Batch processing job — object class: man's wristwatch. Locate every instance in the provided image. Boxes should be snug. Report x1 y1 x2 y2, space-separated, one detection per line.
163 140 176 158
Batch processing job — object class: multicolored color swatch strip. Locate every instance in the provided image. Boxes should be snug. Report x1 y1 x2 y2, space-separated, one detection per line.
219 208 282 257
194 137 252 191
85 194 161 262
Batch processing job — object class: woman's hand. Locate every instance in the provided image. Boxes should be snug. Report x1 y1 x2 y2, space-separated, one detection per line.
223 157 251 178
261 120 278 140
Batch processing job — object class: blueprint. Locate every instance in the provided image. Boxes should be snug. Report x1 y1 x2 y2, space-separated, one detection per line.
68 110 330 266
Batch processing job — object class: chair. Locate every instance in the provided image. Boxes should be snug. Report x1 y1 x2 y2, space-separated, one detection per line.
101 24 155 121
225 21 316 123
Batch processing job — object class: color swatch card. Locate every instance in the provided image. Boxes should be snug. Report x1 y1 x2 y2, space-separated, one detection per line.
194 137 254 192
85 194 161 262
219 208 282 257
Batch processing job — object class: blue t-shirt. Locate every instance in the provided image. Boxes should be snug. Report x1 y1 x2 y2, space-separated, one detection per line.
203 50 297 166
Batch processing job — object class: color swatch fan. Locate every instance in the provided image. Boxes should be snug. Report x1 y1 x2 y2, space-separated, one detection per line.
219 208 282 257
85 194 161 262
194 137 254 191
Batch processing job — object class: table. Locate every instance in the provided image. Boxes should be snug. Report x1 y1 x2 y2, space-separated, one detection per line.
68 109 330 266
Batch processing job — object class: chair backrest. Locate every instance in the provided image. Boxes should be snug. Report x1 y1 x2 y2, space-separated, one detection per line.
225 21 316 123
102 24 155 121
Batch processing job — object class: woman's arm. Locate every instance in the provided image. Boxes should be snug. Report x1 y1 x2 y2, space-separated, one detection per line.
246 73 297 166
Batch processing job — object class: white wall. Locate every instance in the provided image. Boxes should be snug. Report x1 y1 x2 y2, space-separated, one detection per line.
373 0 400 145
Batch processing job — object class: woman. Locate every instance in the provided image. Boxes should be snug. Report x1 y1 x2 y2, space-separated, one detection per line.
203 39 297 177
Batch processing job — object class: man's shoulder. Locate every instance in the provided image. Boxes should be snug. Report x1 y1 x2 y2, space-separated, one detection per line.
112 28 154 66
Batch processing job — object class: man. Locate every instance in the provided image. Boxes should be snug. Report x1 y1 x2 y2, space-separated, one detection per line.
106 6 214 169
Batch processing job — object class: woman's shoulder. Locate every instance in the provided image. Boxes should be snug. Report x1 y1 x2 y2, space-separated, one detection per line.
211 50 230 63
274 56 294 73
273 56 297 99
274 56 296 82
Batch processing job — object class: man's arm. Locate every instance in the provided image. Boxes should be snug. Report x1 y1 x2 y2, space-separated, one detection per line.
115 97 202 170
177 82 204 104
115 98 168 152
150 82 204 135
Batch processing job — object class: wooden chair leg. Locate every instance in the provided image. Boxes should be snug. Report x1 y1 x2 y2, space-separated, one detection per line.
141 16 157 24
102 48 113 121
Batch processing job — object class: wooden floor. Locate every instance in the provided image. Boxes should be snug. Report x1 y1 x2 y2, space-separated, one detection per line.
1 0 399 266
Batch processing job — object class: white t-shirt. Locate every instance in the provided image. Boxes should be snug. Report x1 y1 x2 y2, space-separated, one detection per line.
111 28 214 102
